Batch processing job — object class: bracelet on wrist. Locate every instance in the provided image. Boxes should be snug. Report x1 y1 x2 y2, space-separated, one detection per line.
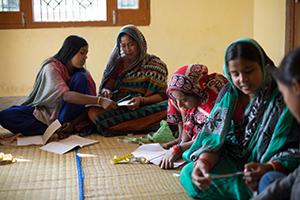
197 158 212 170
172 145 182 155
178 144 184 153
266 160 284 173
138 96 145 106
97 96 101 105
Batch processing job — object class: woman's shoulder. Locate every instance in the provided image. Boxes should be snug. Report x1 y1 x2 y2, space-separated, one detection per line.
41 59 69 78
145 54 168 74
42 58 63 69
215 83 233 104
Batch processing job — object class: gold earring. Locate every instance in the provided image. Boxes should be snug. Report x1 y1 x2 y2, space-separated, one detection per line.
245 78 248 81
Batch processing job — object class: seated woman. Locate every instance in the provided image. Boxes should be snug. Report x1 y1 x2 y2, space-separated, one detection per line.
88 25 168 136
180 38 300 199
253 47 300 200
0 35 118 139
159 64 228 169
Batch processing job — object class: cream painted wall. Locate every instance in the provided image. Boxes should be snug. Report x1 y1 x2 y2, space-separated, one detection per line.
0 0 255 97
253 0 286 66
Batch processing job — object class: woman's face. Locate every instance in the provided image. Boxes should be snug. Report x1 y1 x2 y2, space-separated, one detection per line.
120 35 140 63
277 80 300 123
171 90 199 110
228 57 263 99
70 45 88 69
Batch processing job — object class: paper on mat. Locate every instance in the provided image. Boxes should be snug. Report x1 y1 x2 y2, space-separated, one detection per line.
132 143 186 168
85 99 134 108
39 135 99 155
17 119 61 146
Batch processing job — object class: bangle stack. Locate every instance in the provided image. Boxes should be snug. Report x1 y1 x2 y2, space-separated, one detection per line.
194 158 212 170
266 160 284 173
97 97 101 105
138 97 145 106
172 144 183 155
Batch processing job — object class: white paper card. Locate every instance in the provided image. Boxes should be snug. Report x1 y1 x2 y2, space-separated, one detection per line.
117 100 134 106
39 135 99 155
17 119 61 146
132 143 186 168
85 99 134 108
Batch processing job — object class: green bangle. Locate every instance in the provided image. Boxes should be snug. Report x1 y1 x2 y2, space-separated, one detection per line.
178 144 183 153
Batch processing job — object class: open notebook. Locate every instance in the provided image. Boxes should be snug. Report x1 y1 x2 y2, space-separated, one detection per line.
17 119 98 155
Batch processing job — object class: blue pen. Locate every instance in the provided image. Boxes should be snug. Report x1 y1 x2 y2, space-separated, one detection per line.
111 89 118 95
116 94 131 103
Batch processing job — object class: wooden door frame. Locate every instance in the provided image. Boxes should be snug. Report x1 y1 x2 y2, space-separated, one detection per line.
285 0 298 54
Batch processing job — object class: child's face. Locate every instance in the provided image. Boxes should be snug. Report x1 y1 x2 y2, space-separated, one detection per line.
171 90 199 110
228 57 263 100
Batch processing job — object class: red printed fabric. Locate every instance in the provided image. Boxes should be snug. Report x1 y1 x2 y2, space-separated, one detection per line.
166 64 228 140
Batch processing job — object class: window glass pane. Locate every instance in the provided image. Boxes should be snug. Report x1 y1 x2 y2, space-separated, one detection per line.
117 0 138 9
33 0 107 22
0 0 19 11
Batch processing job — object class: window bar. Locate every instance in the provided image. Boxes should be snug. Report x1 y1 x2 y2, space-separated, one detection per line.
39 0 43 22
72 0 74 21
65 0 68 21
46 1 49 21
58 1 61 21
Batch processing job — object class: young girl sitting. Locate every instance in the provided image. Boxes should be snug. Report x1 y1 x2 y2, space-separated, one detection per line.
159 64 228 169
180 38 300 199
0 35 118 139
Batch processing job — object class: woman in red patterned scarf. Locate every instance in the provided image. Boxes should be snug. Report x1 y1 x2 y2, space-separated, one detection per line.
159 64 228 169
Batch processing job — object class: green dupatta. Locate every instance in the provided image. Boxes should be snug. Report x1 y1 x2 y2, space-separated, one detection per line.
180 38 300 200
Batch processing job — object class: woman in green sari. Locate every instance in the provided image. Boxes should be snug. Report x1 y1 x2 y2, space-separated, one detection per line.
180 38 300 200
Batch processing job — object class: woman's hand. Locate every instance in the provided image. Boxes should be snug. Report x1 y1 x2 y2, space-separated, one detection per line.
159 148 179 169
161 138 180 150
100 97 119 111
57 122 74 139
243 162 273 191
127 97 142 110
100 88 112 99
192 160 212 190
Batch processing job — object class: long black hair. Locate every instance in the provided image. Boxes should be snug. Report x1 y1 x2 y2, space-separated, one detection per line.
53 35 88 66
275 47 300 86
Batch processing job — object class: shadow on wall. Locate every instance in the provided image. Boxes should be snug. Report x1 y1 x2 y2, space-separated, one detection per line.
0 96 27 111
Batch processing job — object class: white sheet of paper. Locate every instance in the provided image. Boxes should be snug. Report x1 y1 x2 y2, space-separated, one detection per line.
132 143 167 160
117 100 134 106
150 156 186 168
17 119 61 146
132 143 186 168
17 135 44 146
85 99 134 108
39 135 99 155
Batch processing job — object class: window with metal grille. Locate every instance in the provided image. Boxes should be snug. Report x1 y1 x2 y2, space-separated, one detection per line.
0 0 150 29
0 0 19 11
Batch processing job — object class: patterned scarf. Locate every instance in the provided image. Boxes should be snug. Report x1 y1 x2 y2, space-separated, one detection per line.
99 24 168 99
183 39 300 171
167 64 228 139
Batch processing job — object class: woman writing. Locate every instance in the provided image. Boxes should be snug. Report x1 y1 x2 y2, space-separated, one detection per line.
88 25 168 136
159 64 228 169
180 38 300 199
0 35 117 138
253 47 300 200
